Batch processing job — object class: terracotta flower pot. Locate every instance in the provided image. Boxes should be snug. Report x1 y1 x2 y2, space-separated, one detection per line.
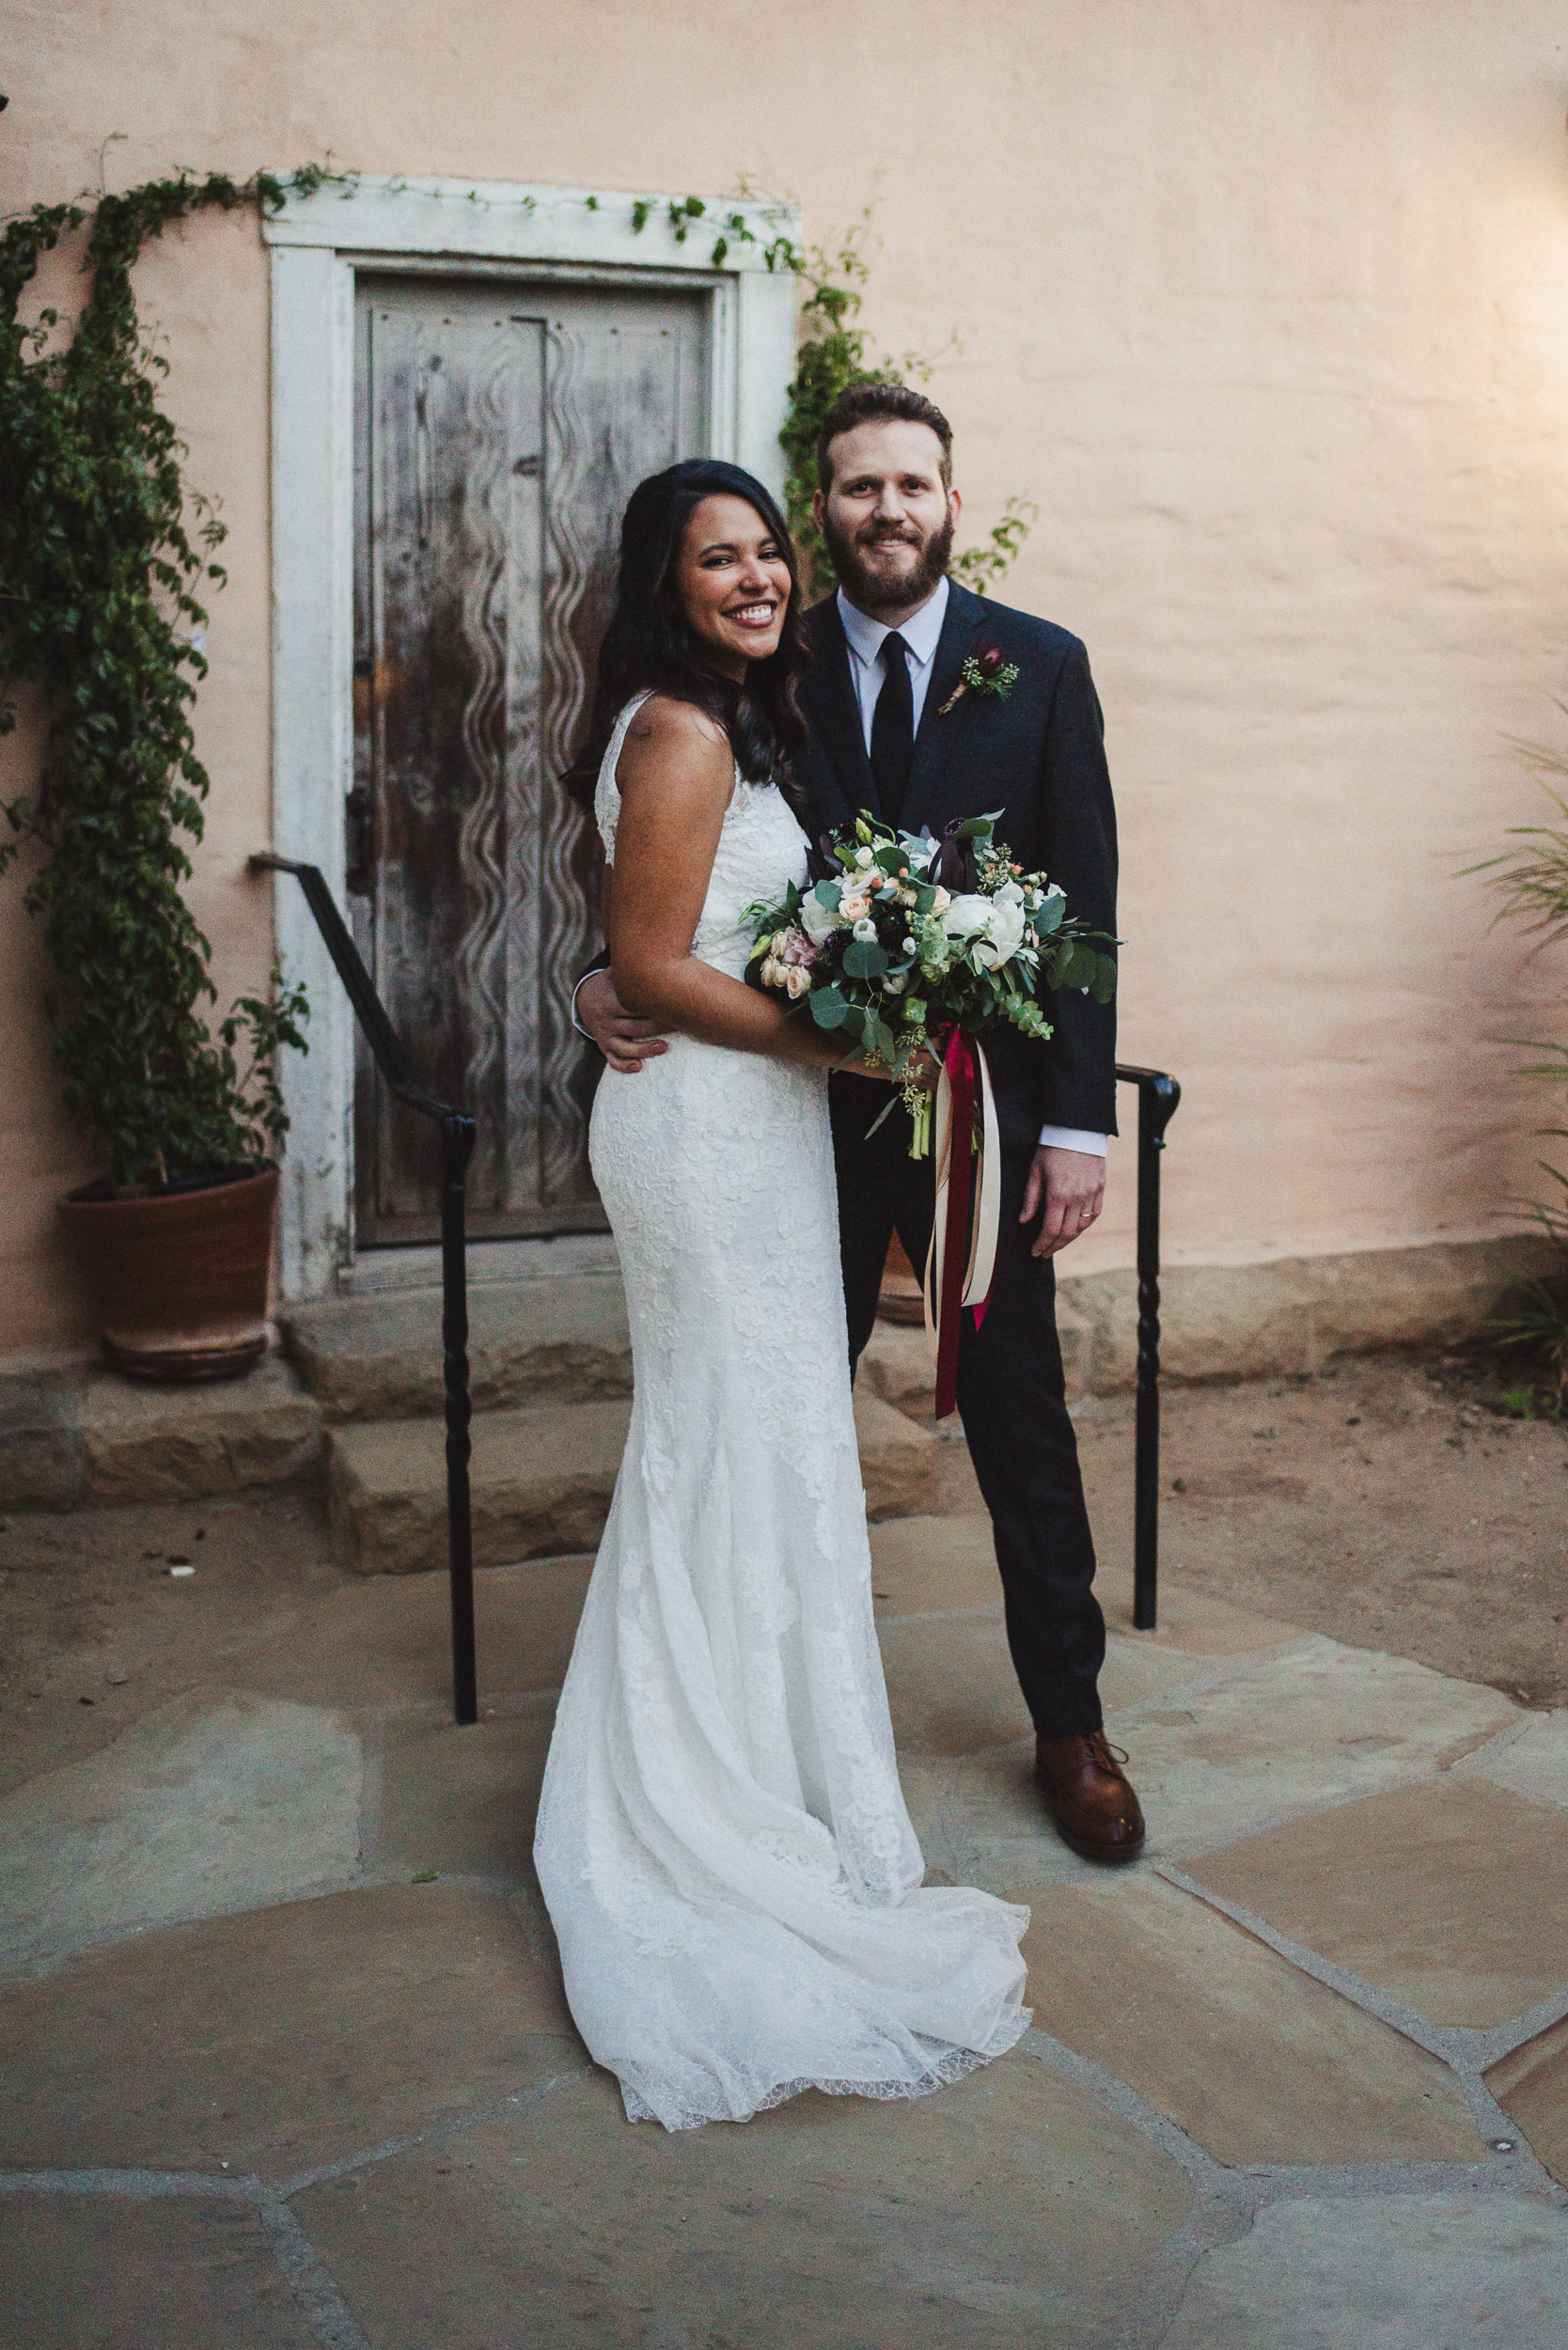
57 1167 278 1382
878 1230 927 1327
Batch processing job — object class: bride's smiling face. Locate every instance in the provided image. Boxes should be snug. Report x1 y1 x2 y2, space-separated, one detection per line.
672 494 792 682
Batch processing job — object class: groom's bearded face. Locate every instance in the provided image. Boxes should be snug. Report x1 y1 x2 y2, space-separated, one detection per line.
817 421 958 614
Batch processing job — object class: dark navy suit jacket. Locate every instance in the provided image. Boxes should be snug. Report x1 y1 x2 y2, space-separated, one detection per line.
797 580 1119 1152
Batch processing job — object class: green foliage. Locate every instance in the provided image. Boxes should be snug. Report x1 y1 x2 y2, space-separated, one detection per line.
777 216 1035 603
1490 1277 1568 1412
0 167 329 1192
1470 717 1568 1398
1465 720 1568 942
0 164 1022 1189
951 499 1040 597
779 220 883 597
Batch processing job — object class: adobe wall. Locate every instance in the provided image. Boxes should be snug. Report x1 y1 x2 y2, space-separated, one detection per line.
3 0 1566 1353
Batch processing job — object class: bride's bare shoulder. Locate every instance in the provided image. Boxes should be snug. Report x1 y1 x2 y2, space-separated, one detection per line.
618 693 733 795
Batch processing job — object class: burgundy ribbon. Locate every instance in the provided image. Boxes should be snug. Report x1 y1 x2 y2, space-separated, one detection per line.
933 1027 977 1421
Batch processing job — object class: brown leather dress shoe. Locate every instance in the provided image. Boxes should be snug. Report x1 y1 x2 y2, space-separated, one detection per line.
1035 1732 1146 1861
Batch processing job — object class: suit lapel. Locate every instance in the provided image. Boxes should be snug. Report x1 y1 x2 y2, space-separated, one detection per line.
805 601 880 823
902 581 988 838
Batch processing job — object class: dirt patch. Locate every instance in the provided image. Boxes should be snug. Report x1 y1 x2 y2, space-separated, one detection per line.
1074 1347 1568 1709
0 1486 347 1797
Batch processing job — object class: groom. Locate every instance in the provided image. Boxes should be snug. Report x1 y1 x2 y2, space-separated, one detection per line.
576 383 1143 1862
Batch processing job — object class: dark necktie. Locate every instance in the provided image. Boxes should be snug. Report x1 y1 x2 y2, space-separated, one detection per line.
870 631 915 827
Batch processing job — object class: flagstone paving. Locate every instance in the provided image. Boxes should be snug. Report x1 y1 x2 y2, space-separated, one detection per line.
1160 2191 1568 2349
1014 1873 1477 2167
1187 1776 1568 2029
0 2195 324 2350
2 1502 1567 2345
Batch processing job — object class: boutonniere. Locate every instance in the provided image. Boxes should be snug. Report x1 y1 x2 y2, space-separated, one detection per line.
938 643 1020 716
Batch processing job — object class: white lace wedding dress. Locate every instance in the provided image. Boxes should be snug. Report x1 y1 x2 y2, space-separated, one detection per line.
533 692 1029 2131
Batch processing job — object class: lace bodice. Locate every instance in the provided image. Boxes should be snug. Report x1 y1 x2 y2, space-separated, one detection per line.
594 690 810 979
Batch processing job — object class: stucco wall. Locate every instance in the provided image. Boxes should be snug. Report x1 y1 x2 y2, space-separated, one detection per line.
4 0 1567 1353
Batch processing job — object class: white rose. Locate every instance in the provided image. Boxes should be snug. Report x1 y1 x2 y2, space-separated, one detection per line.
855 846 875 867
783 964 812 999
800 893 846 944
839 892 871 923
974 896 1027 969
853 917 877 942
940 893 992 938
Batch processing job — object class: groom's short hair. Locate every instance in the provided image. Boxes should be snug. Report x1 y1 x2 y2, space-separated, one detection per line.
816 383 954 493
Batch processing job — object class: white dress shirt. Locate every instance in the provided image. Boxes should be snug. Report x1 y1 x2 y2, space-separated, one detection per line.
838 576 951 749
836 584 1107 1162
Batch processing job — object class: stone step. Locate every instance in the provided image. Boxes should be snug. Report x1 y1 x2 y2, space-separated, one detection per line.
326 1389 940 1574
0 1356 322 1512
280 1275 632 1422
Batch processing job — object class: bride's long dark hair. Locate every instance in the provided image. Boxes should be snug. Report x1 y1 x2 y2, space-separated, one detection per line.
564 460 811 809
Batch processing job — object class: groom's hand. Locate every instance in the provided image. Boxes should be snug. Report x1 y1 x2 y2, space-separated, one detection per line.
1022 1146 1105 1259
577 969 670 1075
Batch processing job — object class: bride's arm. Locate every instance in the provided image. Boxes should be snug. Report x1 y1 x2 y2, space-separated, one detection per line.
608 696 882 1073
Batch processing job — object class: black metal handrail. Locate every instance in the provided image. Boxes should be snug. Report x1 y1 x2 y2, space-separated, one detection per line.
1114 1064 1182 1629
250 854 479 1726
252 853 1179 1689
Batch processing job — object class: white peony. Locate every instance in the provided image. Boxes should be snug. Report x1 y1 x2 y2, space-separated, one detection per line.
974 895 1027 969
940 894 993 938
800 893 846 944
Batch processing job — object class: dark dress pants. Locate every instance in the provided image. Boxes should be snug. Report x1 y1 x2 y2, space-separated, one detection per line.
830 1073 1106 1738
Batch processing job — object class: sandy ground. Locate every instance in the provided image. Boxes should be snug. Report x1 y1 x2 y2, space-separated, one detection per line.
1081 1346 1568 1712
918 1340 1565 1712
2 1342 1564 1802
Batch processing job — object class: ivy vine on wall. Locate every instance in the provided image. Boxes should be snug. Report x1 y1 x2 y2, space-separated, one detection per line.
0 167 320 1193
776 214 1037 603
0 166 1027 1193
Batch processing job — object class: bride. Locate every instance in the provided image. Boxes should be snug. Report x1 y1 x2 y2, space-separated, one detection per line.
534 458 1029 2132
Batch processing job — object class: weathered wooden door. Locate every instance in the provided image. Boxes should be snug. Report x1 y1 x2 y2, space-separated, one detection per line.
351 274 710 1244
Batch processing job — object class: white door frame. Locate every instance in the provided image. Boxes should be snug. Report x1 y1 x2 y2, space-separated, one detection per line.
263 176 801 1298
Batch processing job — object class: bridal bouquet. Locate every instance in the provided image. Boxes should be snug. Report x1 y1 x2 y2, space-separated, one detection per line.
744 810 1116 1155
746 810 1115 1417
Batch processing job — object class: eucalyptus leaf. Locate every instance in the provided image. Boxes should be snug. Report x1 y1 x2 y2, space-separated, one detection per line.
864 1010 897 1061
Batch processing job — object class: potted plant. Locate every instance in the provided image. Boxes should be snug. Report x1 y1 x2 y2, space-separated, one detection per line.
1 171 318 1377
